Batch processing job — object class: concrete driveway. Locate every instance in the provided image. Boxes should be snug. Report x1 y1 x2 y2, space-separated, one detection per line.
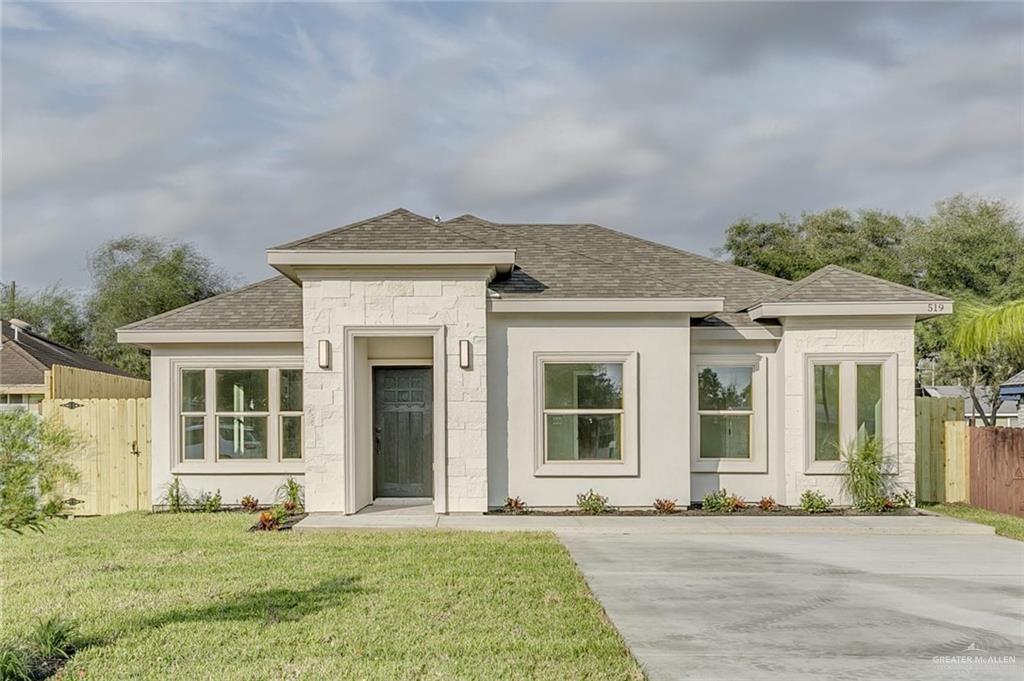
560 529 1024 681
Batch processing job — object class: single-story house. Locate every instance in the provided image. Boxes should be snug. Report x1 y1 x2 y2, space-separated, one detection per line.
918 384 1021 427
1 318 139 411
998 369 1024 427
118 209 953 513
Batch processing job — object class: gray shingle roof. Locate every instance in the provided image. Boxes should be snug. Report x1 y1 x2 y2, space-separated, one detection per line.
123 210 950 334
118 277 302 331
1002 369 1024 388
2 320 132 384
753 264 949 305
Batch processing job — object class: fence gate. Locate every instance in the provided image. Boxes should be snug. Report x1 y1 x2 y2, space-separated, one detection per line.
914 396 964 503
42 398 151 515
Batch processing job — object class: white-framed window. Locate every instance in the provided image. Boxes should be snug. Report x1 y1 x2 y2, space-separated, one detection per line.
691 355 768 473
806 354 896 474
176 367 303 465
533 351 638 477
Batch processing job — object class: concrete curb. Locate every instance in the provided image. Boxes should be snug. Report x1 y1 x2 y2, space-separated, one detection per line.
294 512 996 536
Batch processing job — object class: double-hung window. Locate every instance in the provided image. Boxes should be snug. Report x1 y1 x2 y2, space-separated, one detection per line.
177 367 303 465
691 355 767 473
807 355 894 473
534 352 638 476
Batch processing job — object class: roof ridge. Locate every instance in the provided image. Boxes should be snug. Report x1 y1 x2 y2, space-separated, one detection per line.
118 276 291 331
766 263 948 304
446 216 710 297
270 208 431 251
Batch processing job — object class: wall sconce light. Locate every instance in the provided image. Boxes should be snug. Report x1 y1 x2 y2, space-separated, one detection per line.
318 340 331 369
459 340 472 369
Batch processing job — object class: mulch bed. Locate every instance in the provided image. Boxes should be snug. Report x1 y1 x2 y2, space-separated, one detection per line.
486 507 922 517
31 650 75 680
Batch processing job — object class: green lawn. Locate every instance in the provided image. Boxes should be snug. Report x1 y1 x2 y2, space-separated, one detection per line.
923 503 1024 541
1 513 642 680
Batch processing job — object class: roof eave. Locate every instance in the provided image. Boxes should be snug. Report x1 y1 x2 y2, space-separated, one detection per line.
267 248 516 273
748 300 954 321
117 329 303 347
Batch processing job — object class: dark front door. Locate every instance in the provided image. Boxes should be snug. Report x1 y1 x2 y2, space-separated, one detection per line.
373 367 433 498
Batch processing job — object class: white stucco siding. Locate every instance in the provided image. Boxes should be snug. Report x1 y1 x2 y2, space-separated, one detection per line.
149 343 304 507
780 316 917 505
302 277 489 513
488 313 691 508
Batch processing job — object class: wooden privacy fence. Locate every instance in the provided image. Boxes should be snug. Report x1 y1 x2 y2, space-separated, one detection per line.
42 398 151 515
48 364 150 399
969 427 1024 518
915 397 964 503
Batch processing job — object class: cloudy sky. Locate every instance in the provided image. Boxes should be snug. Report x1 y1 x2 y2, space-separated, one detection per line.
2 1 1022 291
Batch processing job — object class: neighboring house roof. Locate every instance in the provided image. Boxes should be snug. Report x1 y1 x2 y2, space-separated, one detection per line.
920 385 1020 417
123 208 951 334
1 319 131 386
999 369 1024 401
751 264 948 305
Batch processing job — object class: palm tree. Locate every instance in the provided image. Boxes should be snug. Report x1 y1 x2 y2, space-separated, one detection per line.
952 300 1024 358
951 300 1024 426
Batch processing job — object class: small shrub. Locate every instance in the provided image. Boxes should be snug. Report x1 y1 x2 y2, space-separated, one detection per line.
281 500 297 513
275 477 304 512
240 495 260 512
194 489 222 513
576 489 609 515
652 498 677 514
254 505 288 531
892 489 914 509
841 437 890 511
28 616 76 660
702 489 744 513
161 479 190 513
757 496 777 512
800 489 833 514
0 643 30 681
503 496 527 514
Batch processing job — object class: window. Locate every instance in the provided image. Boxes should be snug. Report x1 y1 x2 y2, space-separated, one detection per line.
697 366 753 459
180 369 205 460
691 355 767 473
279 369 303 460
807 356 894 471
543 363 623 461
177 367 302 464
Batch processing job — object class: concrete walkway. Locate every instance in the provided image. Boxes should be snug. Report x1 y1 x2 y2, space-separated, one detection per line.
295 508 994 535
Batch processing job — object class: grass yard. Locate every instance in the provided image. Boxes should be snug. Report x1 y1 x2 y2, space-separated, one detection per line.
1 513 642 680
923 503 1024 541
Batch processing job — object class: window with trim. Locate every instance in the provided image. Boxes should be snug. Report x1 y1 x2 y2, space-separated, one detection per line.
811 359 885 462
179 368 302 463
697 366 753 459
542 363 623 461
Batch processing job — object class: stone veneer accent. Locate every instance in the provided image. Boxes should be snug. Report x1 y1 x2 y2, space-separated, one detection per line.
302 278 488 513
781 316 917 504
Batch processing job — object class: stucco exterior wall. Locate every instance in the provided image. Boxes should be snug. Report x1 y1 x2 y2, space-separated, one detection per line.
149 343 304 506
302 277 489 513
780 316 917 505
488 313 691 508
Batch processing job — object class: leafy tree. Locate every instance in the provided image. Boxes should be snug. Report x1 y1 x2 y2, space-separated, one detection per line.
84 236 233 377
0 284 87 350
0 411 80 533
721 208 911 284
721 195 1024 391
947 300 1024 425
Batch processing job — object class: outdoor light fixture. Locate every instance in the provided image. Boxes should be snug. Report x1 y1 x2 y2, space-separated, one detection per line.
318 340 331 369
459 340 471 369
